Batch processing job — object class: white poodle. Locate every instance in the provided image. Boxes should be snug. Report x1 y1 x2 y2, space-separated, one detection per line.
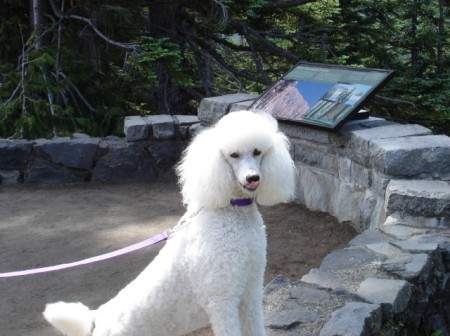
43 110 297 336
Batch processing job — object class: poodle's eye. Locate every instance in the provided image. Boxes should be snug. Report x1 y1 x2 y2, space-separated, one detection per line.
253 149 261 156
230 152 240 159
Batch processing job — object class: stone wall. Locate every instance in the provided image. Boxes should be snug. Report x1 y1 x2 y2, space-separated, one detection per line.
197 93 450 335
197 93 450 233
0 115 199 185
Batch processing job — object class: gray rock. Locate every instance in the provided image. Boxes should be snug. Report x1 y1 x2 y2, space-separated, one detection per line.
290 285 331 303
343 124 432 166
34 137 99 170
294 145 338 174
25 157 86 184
381 222 431 239
144 115 176 140
0 170 21 184
280 123 332 144
265 308 320 330
349 230 391 247
392 233 442 253
382 253 430 281
370 135 450 177
357 278 411 316
264 275 290 295
173 115 200 126
295 164 338 214
198 93 258 124
365 242 409 259
173 115 200 138
92 144 156 182
0 140 33 170
124 116 151 142
320 247 383 272
385 179 450 219
230 98 257 112
147 141 186 179
301 268 345 290
319 302 382 336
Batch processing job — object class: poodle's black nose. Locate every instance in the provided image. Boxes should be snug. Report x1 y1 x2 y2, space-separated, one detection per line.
246 174 260 183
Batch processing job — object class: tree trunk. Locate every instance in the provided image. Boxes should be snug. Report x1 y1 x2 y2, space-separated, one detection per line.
410 0 419 77
436 0 445 74
30 0 50 49
147 1 191 115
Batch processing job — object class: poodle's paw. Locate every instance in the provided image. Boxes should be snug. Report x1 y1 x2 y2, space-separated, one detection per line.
43 301 94 336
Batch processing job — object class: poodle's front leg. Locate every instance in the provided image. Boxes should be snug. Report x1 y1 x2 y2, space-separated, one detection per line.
239 285 266 336
206 301 242 336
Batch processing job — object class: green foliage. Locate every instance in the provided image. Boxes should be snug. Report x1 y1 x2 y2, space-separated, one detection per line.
0 0 449 138
326 0 450 134
127 37 185 83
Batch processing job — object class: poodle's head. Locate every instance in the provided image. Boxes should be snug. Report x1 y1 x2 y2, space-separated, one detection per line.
176 111 297 209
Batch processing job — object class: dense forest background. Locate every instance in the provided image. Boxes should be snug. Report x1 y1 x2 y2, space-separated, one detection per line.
0 0 449 138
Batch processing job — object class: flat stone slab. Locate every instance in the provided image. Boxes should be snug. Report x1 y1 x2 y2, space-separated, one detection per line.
34 137 99 170
144 115 176 140
124 116 151 142
349 230 392 247
385 179 450 219
351 124 431 141
357 278 411 316
319 247 383 272
0 140 33 170
302 246 387 292
92 144 156 182
392 233 448 253
125 115 200 142
370 135 450 177
173 115 200 126
265 308 320 330
320 302 382 336
381 222 432 239
197 93 257 124
382 253 430 281
25 157 86 184
343 124 431 166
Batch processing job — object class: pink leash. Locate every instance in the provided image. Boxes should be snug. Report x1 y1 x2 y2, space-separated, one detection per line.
0 231 170 278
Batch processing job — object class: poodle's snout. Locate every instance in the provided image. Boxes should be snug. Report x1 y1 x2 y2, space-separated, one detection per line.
245 174 260 191
246 174 260 183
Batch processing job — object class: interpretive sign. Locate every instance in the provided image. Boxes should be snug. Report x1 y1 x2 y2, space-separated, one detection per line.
251 62 394 130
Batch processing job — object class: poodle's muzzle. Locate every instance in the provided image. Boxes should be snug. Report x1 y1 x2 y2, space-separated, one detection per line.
244 173 260 191
226 151 263 192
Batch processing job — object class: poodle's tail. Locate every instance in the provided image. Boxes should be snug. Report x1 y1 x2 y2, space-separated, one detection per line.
43 301 94 336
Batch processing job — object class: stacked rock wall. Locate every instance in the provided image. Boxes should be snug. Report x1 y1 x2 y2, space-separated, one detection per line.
0 115 199 185
197 93 450 335
197 93 450 233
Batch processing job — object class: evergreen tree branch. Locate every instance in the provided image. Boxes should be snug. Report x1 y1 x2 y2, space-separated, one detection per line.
241 28 270 83
51 71 96 112
48 0 136 51
193 36 271 85
261 0 316 9
374 95 420 110
1 83 22 109
229 20 300 61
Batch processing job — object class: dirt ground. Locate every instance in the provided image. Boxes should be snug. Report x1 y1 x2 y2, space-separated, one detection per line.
0 182 356 336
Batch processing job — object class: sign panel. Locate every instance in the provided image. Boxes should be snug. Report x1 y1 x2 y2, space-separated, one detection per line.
251 62 394 130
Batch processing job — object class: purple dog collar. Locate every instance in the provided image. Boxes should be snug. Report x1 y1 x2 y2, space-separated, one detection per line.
230 198 254 206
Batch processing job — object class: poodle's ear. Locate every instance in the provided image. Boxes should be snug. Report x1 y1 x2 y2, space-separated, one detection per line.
176 128 234 209
256 131 297 206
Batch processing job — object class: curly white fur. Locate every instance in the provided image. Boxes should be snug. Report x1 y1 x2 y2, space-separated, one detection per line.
43 110 297 336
